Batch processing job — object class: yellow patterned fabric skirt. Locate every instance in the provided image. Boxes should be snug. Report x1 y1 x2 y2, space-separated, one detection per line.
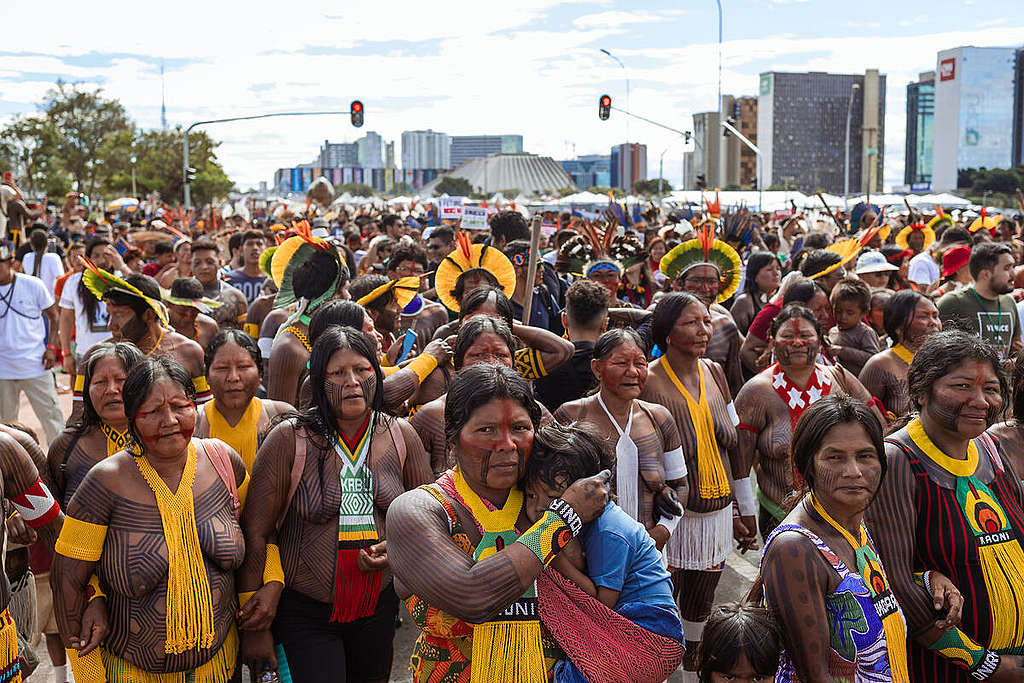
68 626 237 683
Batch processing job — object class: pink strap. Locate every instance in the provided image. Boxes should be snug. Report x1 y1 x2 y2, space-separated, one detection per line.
200 439 240 519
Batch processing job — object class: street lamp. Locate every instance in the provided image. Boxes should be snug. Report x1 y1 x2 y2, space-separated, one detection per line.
130 155 137 198
715 0 723 188
720 119 762 211
600 49 629 142
843 82 860 212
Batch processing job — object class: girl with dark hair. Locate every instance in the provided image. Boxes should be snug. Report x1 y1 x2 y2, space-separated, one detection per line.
387 364 611 682
408 287 573 411
987 346 1024 481
866 330 1024 682
52 356 252 682
46 341 145 507
194 330 293 473
859 289 942 419
555 328 687 552
696 602 781 683
411 317 558 476
730 252 781 332
761 394 962 683
639 292 742 678
735 304 883 539
237 326 432 683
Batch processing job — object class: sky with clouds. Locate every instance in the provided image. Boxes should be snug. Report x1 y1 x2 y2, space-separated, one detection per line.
2 0 1022 194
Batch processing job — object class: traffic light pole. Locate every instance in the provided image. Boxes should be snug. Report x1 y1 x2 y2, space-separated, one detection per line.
720 119 762 211
182 110 357 209
609 106 697 147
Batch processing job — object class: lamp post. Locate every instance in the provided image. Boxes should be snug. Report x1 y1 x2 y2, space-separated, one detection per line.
715 0 723 188
130 155 137 198
843 82 860 212
600 49 629 142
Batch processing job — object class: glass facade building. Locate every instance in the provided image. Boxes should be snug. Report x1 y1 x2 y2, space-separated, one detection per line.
905 73 935 186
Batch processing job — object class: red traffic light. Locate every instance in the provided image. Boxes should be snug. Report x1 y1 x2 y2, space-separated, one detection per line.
350 100 364 127
351 100 363 113
598 94 611 121
600 96 611 106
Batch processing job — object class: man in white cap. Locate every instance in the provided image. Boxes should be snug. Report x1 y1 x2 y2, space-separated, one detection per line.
853 250 898 289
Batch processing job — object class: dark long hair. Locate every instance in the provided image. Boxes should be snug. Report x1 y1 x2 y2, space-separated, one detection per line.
883 289 930 343
770 303 820 339
77 237 110 326
592 327 644 362
123 356 197 453
908 330 1007 414
453 316 515 370
791 394 886 493
651 291 704 351
308 299 368 347
444 364 541 450
290 325 385 447
459 285 514 327
743 252 778 296
204 329 261 376
74 342 146 433
697 602 782 683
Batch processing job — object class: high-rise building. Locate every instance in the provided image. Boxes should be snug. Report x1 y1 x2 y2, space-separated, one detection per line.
401 130 451 170
905 72 935 188
559 154 611 188
450 135 524 168
757 69 886 194
319 140 359 168
356 131 384 170
719 95 759 189
932 46 1018 191
1015 49 1024 168
682 151 696 190
692 112 720 189
610 143 647 191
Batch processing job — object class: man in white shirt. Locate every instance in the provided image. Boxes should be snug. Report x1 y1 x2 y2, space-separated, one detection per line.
0 246 63 443
58 237 124 375
907 225 971 289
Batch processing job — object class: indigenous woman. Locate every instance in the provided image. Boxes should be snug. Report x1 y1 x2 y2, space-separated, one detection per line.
194 330 293 473
740 278 832 375
858 290 942 420
387 363 611 682
409 286 573 411
266 226 350 406
661 224 746 397
638 292 742 677
761 395 961 683
735 304 884 541
53 356 252 681
729 252 781 333
610 233 656 308
238 326 432 682
297 299 451 411
987 348 1024 479
555 328 687 550
46 342 145 508
411 317 560 473
866 330 1024 682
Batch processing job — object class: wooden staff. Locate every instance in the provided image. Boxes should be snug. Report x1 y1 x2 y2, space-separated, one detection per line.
904 198 918 224
521 214 543 326
817 192 843 232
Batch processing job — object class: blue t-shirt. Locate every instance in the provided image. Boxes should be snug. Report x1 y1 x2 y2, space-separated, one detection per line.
581 502 675 611
225 269 268 304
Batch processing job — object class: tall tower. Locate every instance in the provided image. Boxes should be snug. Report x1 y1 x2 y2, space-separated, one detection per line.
160 60 167 129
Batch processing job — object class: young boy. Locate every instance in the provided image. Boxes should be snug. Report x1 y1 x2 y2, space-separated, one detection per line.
827 277 881 376
523 422 684 682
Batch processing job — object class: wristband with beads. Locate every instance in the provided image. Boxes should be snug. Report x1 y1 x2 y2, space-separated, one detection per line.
971 650 1001 681
514 502 579 567
547 498 583 536
85 574 105 603
929 626 989 672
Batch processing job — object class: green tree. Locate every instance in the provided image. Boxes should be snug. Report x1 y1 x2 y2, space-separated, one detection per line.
105 126 233 206
587 185 625 198
633 178 673 195
41 81 135 197
434 176 474 197
389 182 413 196
0 115 65 197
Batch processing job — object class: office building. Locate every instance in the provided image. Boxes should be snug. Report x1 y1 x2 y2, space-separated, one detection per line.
757 69 886 194
719 95 758 189
559 154 611 188
356 131 384 169
682 151 696 190
401 130 451 171
692 112 720 189
904 72 935 189
318 140 359 168
610 143 647 191
1015 49 1024 168
450 135 524 167
932 46 1018 191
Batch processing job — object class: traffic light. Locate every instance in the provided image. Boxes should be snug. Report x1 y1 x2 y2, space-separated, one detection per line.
696 173 706 190
350 100 364 128
598 94 611 121
723 117 736 138
185 167 197 184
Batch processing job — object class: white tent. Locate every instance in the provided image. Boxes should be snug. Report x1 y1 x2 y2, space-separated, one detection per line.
664 190 809 212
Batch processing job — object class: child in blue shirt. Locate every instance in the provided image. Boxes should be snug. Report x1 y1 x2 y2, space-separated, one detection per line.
523 422 684 681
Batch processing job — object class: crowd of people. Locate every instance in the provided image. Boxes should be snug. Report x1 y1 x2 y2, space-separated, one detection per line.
3 168 1024 682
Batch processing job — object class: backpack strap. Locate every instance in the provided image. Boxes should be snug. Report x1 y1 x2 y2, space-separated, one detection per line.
276 424 307 532
199 438 240 519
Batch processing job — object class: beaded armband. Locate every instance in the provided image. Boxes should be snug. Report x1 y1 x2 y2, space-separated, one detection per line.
912 570 933 595
263 543 285 586
928 626 994 676
55 517 107 562
85 574 105 603
514 498 581 566
405 353 438 383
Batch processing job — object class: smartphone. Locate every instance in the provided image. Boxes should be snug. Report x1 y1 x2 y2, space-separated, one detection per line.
397 329 416 364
